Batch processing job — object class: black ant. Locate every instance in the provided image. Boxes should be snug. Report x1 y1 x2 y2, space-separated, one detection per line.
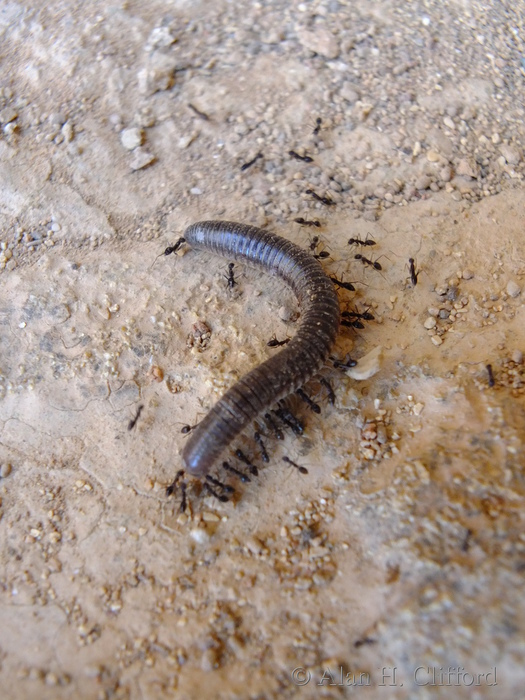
289 150 313 163
312 117 322 135
305 189 335 206
166 469 187 511
273 405 304 435
187 103 210 121
342 308 374 321
294 217 321 228
264 412 284 440
235 449 259 476
348 235 376 247
254 432 270 463
127 404 144 431
225 262 236 289
283 456 308 474
354 637 377 648
267 335 290 348
296 388 321 414
241 152 263 171
222 461 251 483
308 235 320 252
342 318 364 330
486 364 495 387
206 474 234 495
164 238 186 256
180 424 195 435
309 235 330 259
330 276 355 292
408 257 419 286
332 356 358 370
203 482 230 503
319 377 335 405
354 253 382 271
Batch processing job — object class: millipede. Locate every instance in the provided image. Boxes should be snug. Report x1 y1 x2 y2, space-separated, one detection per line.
170 220 341 479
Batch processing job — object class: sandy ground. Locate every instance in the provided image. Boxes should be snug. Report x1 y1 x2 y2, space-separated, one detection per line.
1 1 524 698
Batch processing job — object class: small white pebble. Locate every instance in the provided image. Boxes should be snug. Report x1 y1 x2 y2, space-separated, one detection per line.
120 127 143 150
45 672 59 686
361 447 376 460
511 349 523 364
506 280 521 298
129 148 155 171
0 463 12 478
278 304 297 322
201 511 220 523
462 269 474 280
424 317 437 329
345 346 383 381
190 528 210 544
431 335 443 346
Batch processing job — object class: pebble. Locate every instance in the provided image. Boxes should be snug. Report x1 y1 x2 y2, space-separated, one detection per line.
426 149 440 162
462 269 474 280
431 335 443 346
440 165 452 182
340 82 360 104
506 280 520 298
376 424 388 444
121 127 143 150
415 174 431 190
245 536 264 555
0 463 12 478
201 648 220 672
499 144 521 166
345 346 383 381
296 27 339 59
137 52 177 95
146 26 176 51
61 121 74 142
45 672 59 686
278 303 298 322
511 350 523 364
201 511 220 523
424 317 437 329
189 528 210 545
0 106 17 124
129 148 155 171
456 159 476 178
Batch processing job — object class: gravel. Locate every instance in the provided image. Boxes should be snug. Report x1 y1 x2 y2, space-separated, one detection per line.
506 280 521 298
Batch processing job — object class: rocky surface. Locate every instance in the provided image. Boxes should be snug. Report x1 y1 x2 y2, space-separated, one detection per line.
0 1 524 698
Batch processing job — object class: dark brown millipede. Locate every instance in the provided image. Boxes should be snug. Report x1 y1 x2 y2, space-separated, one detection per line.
178 220 340 477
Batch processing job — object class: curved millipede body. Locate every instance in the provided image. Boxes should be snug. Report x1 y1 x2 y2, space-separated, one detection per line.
180 220 340 476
